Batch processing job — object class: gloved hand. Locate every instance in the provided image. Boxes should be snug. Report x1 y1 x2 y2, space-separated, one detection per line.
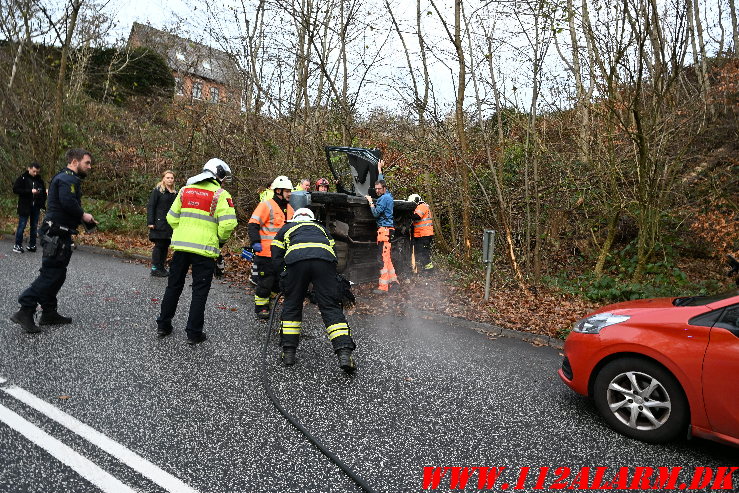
252 243 262 253
241 247 254 261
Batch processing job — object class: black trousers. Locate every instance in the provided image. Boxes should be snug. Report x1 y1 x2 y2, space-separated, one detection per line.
280 259 355 351
254 255 279 313
157 251 216 337
413 235 434 270
18 233 73 312
151 239 170 269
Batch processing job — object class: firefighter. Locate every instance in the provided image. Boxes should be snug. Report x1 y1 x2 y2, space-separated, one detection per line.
364 159 398 294
249 175 294 319
271 208 356 371
315 177 330 192
156 158 237 345
408 193 434 274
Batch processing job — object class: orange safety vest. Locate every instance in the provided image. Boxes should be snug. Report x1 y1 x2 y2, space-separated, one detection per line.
412 202 433 238
248 199 294 257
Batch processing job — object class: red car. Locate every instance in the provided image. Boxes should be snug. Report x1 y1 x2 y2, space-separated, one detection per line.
559 287 739 446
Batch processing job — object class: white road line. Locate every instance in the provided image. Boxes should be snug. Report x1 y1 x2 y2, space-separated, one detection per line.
3 385 198 493
0 403 137 493
0 377 7 384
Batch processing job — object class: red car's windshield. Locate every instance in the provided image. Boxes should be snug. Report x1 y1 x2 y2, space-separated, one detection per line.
673 289 739 306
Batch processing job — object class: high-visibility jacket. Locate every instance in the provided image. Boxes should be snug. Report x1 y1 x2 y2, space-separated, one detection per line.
271 220 336 273
248 198 294 257
412 202 434 238
167 179 237 258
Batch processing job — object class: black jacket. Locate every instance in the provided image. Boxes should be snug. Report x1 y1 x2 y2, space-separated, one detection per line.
13 171 47 216
147 186 177 241
271 220 337 273
45 168 85 230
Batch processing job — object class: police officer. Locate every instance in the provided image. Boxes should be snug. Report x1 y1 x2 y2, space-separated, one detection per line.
248 175 294 319
271 207 356 372
11 148 96 333
156 158 237 345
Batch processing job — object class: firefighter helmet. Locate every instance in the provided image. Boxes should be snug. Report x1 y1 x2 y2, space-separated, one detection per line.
186 158 232 185
407 193 422 204
291 207 315 222
270 175 293 190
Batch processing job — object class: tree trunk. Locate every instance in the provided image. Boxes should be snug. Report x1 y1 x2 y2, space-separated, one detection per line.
50 0 84 166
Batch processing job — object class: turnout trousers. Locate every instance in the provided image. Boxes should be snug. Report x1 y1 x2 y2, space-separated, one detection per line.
254 255 279 313
413 235 434 272
280 259 355 352
157 251 216 338
18 231 73 312
376 226 398 291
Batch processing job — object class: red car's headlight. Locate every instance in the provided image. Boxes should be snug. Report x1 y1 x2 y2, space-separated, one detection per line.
573 313 631 334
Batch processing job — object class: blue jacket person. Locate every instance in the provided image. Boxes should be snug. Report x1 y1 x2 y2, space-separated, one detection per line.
11 149 97 333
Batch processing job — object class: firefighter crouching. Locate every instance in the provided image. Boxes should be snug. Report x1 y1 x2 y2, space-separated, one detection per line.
408 193 434 274
249 175 294 319
271 208 356 371
156 158 237 345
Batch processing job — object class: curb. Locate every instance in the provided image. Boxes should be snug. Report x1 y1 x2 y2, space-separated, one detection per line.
417 310 565 350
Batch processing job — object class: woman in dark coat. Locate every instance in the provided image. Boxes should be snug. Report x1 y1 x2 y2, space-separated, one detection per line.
147 170 177 276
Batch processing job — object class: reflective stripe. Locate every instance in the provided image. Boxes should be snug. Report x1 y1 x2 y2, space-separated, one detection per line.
255 295 270 306
250 215 261 221
285 243 335 258
217 214 237 222
272 240 285 249
326 322 350 340
167 210 180 218
281 321 301 334
262 226 281 233
180 211 216 223
414 220 433 227
209 188 224 216
170 240 219 254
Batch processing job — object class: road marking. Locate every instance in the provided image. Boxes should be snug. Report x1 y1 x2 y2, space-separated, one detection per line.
0 376 7 384
0 403 137 493
3 385 198 493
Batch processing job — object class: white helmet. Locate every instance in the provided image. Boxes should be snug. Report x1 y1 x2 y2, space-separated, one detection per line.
291 207 315 222
270 175 293 190
407 193 422 204
186 158 232 185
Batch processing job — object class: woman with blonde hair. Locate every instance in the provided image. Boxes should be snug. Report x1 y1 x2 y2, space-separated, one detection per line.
147 170 177 276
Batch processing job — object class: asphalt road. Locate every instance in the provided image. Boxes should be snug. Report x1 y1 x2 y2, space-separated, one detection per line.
0 238 736 493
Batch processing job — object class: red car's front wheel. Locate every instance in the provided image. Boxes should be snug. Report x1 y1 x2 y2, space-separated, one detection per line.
593 357 689 443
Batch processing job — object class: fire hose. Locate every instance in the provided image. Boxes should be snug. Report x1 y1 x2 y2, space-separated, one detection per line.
260 295 377 493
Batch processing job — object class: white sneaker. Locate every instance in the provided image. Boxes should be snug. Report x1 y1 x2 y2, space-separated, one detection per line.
12 245 23 253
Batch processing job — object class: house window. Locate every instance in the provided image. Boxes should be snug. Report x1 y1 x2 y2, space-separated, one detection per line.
174 77 184 96
192 82 203 99
210 87 219 103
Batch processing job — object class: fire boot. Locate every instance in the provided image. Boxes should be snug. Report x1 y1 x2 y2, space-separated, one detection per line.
336 348 356 373
39 311 72 325
11 309 42 333
282 347 296 366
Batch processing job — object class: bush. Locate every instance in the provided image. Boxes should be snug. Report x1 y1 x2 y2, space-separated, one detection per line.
85 47 174 105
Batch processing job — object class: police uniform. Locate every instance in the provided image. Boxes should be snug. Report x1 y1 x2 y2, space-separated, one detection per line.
16 168 85 326
271 212 355 369
156 171 237 343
